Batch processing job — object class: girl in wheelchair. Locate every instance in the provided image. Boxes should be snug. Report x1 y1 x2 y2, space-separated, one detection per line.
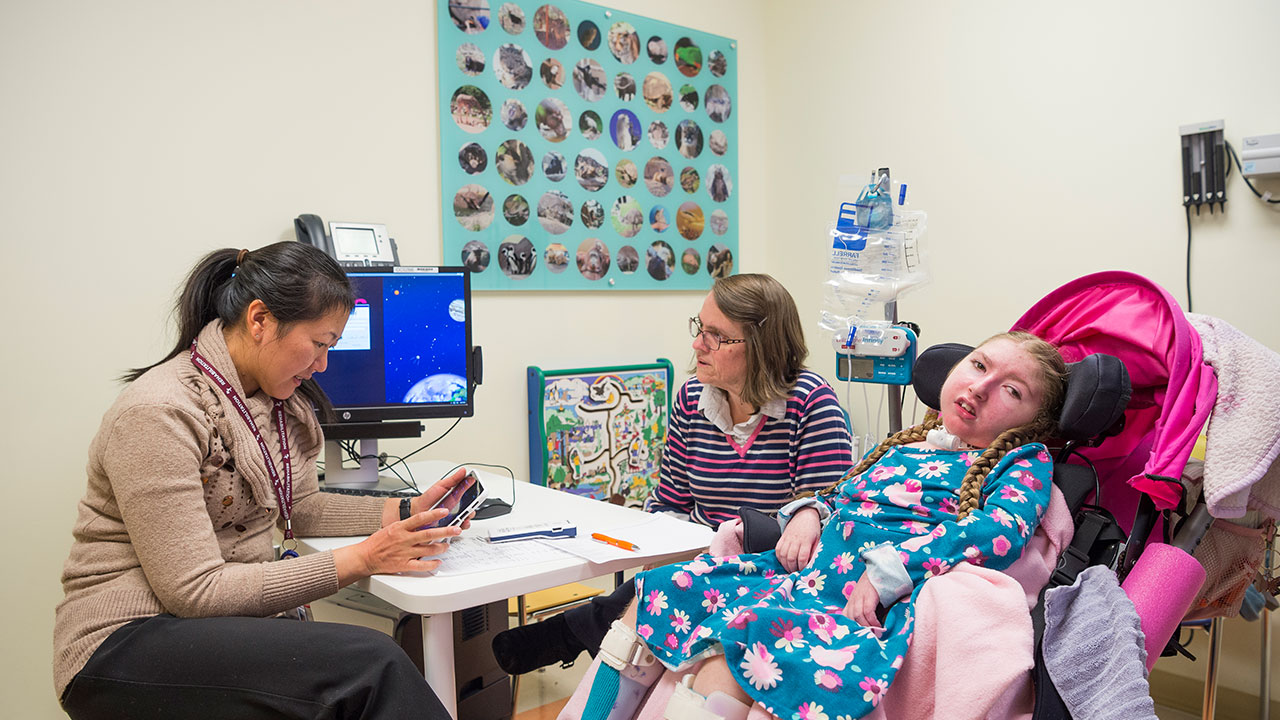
578 331 1070 720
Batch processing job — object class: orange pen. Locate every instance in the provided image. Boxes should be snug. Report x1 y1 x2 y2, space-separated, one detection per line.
591 532 640 552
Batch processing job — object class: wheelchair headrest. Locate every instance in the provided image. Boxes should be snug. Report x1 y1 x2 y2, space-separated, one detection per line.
912 343 1131 443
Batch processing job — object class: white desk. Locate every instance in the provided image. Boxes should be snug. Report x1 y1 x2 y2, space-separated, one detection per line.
300 461 713 718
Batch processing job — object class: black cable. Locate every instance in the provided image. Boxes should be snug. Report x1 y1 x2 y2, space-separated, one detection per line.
1185 204 1194 313
1226 141 1280 204
382 417 463 468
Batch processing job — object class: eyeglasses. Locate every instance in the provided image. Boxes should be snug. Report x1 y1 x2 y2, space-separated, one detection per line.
689 316 745 351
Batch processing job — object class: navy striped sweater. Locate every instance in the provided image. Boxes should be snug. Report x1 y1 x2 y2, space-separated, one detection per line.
645 371 854 527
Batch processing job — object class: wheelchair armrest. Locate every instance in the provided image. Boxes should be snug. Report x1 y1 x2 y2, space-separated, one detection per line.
738 506 782 554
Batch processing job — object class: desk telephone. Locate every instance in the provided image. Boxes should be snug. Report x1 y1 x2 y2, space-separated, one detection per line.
294 213 400 267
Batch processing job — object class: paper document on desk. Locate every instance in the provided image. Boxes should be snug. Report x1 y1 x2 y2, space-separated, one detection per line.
434 535 575 576
550 514 713 564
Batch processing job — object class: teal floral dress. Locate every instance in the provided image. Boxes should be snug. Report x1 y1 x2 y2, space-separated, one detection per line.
634 444 1053 720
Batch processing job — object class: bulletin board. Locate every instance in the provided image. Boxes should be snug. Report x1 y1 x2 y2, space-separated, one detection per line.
527 360 673 506
440 0 738 290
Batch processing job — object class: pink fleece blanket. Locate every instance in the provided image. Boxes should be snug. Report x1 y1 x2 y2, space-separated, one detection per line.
557 487 1075 720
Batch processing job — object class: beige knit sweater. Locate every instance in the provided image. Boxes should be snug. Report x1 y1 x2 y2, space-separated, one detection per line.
53 321 386 697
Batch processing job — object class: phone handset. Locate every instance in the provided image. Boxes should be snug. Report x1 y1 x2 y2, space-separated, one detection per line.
294 214 335 257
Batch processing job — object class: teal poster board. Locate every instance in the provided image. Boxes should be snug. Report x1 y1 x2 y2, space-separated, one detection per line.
527 360 673 506
440 1 738 290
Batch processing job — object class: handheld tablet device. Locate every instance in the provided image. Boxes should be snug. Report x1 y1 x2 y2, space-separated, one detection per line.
428 472 487 529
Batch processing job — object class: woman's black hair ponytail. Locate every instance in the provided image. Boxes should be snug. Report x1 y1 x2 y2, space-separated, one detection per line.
123 242 354 419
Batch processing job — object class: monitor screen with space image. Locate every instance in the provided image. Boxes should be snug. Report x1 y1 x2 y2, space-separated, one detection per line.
315 266 474 423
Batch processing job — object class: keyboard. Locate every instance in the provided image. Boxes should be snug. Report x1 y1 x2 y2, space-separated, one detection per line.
319 485 420 497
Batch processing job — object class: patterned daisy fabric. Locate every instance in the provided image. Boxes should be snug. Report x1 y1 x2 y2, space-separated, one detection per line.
634 444 1053 719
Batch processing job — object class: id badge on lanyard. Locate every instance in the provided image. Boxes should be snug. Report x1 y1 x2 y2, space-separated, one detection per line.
191 340 311 619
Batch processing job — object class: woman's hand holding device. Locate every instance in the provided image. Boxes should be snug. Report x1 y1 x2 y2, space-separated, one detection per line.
334 468 484 585
776 506 823 573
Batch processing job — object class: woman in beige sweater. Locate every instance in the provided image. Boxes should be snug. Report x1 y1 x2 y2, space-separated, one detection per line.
55 242 464 719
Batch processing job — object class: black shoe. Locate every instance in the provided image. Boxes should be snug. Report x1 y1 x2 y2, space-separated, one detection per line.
491 613 589 675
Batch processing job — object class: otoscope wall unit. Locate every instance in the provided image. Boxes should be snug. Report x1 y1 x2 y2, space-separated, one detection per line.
1179 119 1226 212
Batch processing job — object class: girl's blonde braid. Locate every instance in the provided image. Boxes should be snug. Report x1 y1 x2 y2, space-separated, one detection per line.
818 416 942 498
954 417 1055 520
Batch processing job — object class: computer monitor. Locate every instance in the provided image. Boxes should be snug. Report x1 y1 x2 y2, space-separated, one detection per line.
314 266 477 486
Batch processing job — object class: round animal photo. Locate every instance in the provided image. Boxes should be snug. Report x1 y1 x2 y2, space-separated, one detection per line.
574 148 609 192
614 158 638 188
542 151 567 181
580 199 605 229
646 36 668 64
674 38 702 77
460 240 491 273
497 235 537 279
608 21 640 64
615 72 636 102
617 245 639 274
544 242 569 274
642 72 673 113
453 184 494 231
578 20 600 49
495 139 534 186
576 238 611 280
533 4 569 50
676 201 704 240
498 2 524 34
709 208 729 236
707 243 733 279
458 142 487 175
648 121 669 150
493 44 532 90
541 58 565 89
679 166 700 194
573 58 607 102
450 86 492 133
647 241 674 281
649 205 670 232
537 190 574 235
706 164 732 202
705 84 732 123
675 119 703 159
579 110 602 140
611 109 641 151
502 194 529 226
457 43 485 76
681 248 701 275
535 98 571 142
611 196 644 238
501 98 528 131
708 49 728 77
448 0 490 33
678 84 699 112
643 157 674 197
708 129 728 156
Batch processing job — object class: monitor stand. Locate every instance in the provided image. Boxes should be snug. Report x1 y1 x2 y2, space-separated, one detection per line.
320 421 424 488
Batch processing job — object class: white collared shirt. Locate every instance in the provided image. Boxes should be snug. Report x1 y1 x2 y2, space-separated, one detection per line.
697 385 787 445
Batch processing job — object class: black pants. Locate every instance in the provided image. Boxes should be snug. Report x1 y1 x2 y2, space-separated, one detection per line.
61 614 449 720
564 579 636 654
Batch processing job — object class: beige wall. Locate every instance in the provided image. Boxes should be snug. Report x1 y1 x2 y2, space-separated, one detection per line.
2 0 1276 717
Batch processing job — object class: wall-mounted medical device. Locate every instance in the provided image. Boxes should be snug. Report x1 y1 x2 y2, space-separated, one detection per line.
1179 119 1226 213
294 213 400 267
1239 133 1280 178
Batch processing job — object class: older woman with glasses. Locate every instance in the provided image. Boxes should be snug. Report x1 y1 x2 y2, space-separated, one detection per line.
492 273 853 674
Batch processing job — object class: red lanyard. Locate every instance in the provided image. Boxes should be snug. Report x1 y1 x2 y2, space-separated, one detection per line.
190 339 295 550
